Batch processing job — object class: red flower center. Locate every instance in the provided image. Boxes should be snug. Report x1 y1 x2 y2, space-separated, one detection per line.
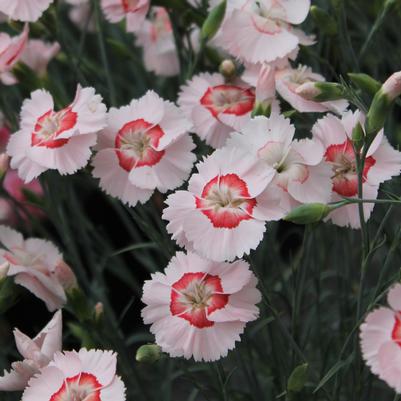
121 0 139 12
195 174 256 229
50 372 101 401
170 272 228 328
115 119 165 172
31 108 77 149
325 139 376 197
392 315 401 347
200 85 255 118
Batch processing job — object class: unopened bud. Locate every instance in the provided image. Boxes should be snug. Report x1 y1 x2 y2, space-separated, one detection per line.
251 100 272 118
136 344 162 363
219 59 236 79
54 260 77 291
296 82 344 102
352 122 364 151
255 64 275 101
0 262 9 280
382 71 401 102
310 6 337 35
201 0 226 41
348 73 381 96
284 203 332 225
366 71 401 134
287 363 309 393
94 302 104 320
0 153 9 178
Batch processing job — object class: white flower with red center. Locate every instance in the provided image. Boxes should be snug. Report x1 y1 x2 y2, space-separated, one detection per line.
360 283 401 393
101 0 149 32
0 311 62 391
217 0 311 64
0 0 53 22
135 7 180 77
226 114 332 212
275 65 348 114
92 90 195 207
20 40 60 77
163 147 283 262
141 251 261 362
22 349 126 401
7 85 107 183
178 73 255 148
0 24 29 85
312 111 401 228
0 226 77 311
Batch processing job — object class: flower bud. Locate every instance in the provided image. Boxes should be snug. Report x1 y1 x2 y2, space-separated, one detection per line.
0 262 9 280
348 73 381 96
284 203 332 225
251 100 272 118
94 302 104 320
381 71 401 102
296 82 344 102
310 6 337 35
54 260 77 291
219 59 236 79
366 71 401 135
201 0 227 41
352 122 365 151
136 344 162 364
287 363 309 393
0 153 9 179
255 64 275 101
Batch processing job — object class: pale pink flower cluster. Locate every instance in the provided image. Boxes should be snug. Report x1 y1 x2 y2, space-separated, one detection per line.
0 226 77 311
0 312 126 400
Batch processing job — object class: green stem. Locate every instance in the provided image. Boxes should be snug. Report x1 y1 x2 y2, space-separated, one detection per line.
93 0 116 106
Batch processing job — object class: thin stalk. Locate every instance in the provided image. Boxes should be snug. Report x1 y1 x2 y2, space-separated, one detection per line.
92 0 117 105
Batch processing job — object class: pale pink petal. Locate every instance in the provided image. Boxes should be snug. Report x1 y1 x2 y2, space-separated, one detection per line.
22 365 65 401
92 149 153 207
0 0 53 22
78 348 117 387
287 162 332 204
0 361 38 391
377 341 401 393
388 284 401 311
360 307 395 375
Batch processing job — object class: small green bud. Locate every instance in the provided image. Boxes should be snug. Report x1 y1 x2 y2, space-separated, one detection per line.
310 6 337 35
219 59 236 79
287 363 309 393
348 73 381 96
366 90 391 135
136 344 162 363
284 203 332 225
367 71 401 134
296 82 344 102
352 122 365 151
201 0 226 41
251 101 272 118
67 287 93 322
